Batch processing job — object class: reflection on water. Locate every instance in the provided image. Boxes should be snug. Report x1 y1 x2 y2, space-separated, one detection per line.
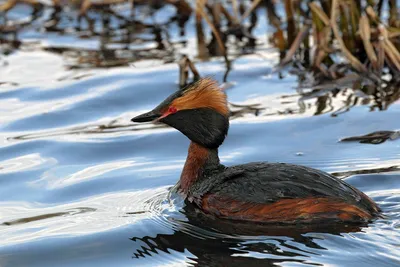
0 153 56 174
0 53 399 266
340 130 400 145
2 0 399 115
131 226 353 267
1 2 400 267
128 185 400 267
0 187 169 245
1 177 399 267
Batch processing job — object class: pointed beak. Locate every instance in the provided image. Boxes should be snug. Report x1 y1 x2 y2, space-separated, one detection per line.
131 89 182 123
131 110 160 123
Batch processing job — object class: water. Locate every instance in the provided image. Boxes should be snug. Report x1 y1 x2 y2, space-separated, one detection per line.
1 3 400 267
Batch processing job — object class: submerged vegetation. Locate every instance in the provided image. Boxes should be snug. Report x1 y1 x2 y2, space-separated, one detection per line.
1 0 399 115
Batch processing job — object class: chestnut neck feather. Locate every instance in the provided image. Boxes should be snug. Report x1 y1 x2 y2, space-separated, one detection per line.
179 142 220 194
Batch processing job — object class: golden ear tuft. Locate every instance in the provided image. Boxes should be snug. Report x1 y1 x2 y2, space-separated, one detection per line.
171 78 229 116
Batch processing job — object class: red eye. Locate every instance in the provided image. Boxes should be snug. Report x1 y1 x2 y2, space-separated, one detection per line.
168 106 177 114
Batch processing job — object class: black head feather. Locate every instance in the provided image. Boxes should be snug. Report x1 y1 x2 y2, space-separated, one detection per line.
160 108 229 149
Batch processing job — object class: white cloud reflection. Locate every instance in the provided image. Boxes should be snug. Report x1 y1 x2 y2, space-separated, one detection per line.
0 186 170 246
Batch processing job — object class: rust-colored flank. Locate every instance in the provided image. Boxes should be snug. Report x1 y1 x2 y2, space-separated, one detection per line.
201 195 373 223
171 78 229 116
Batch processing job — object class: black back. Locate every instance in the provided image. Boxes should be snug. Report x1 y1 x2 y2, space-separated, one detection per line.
188 162 379 215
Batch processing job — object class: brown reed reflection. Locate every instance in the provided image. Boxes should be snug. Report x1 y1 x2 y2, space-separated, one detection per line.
1 1 399 118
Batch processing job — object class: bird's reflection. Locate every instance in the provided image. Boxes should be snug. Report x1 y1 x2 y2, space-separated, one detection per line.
130 202 366 267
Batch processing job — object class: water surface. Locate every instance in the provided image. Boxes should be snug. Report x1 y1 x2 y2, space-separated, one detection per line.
1 3 400 267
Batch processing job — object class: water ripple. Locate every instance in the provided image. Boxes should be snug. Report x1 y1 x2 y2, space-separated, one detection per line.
0 153 56 174
0 187 170 246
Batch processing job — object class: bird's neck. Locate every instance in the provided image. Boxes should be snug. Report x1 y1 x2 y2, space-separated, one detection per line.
179 142 220 195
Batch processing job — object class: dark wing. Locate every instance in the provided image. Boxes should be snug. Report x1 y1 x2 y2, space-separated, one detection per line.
196 163 379 216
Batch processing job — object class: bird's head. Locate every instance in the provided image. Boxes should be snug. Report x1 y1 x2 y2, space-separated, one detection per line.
131 78 229 149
